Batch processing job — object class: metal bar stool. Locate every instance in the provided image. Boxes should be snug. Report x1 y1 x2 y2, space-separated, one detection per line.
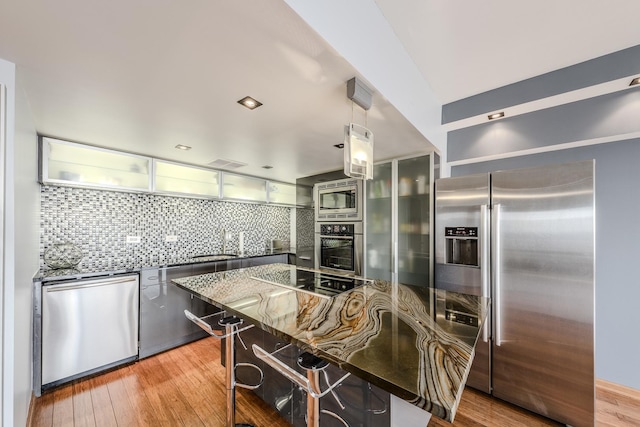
252 343 351 427
185 310 263 427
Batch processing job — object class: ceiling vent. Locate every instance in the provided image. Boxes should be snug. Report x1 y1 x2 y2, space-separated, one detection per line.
207 158 248 169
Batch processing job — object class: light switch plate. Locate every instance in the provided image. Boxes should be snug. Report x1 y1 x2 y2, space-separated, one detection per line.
126 236 141 244
165 235 178 242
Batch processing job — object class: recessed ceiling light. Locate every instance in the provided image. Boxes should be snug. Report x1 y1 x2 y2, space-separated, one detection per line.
237 96 263 110
488 112 505 120
262 165 273 169
175 144 191 150
334 143 344 149
630 77 640 86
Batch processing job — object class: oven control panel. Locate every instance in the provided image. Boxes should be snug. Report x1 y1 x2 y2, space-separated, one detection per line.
320 223 354 236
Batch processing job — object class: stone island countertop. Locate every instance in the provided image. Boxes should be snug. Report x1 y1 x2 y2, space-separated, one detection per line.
173 263 489 422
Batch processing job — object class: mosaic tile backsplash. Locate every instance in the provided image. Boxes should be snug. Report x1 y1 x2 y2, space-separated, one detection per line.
295 207 314 249
40 186 292 271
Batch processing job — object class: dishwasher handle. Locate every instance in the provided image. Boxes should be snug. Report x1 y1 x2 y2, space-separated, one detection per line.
45 276 138 293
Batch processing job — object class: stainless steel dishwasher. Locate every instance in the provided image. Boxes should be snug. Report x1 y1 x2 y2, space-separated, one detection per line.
39 274 139 392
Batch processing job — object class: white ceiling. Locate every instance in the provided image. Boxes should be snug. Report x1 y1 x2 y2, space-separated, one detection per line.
1 0 640 182
374 0 640 103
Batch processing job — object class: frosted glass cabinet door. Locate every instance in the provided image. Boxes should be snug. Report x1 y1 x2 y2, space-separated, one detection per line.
365 162 393 280
268 182 296 205
397 155 431 286
42 137 151 191
155 160 220 198
222 173 267 202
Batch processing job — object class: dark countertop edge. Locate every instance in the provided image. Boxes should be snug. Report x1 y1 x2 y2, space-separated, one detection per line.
34 251 295 283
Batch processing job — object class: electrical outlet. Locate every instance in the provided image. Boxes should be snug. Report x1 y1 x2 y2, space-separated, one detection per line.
165 235 178 242
126 236 141 244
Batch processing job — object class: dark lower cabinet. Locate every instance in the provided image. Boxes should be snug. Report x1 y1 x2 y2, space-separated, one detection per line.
140 263 222 358
241 253 289 268
231 324 391 427
140 255 291 359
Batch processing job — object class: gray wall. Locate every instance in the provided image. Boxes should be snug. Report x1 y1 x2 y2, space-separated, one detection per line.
444 43 640 390
448 87 640 163
443 44 640 124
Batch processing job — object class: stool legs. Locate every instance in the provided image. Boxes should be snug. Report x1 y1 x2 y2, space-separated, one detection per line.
219 316 257 427
186 311 260 427
306 369 322 427
252 345 351 427
224 321 237 427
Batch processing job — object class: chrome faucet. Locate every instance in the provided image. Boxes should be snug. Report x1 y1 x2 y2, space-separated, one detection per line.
222 230 232 254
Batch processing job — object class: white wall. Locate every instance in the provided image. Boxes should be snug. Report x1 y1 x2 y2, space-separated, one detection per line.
0 57 40 426
13 69 39 426
0 56 16 427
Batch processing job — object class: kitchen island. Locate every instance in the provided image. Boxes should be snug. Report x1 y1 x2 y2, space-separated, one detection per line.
173 263 488 423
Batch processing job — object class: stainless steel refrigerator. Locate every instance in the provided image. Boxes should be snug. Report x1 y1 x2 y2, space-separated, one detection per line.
434 160 595 427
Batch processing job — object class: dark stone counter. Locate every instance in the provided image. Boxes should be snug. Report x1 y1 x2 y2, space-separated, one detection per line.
33 250 294 283
173 263 489 422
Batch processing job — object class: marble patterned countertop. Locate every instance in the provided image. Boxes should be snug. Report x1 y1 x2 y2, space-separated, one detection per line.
173 263 489 422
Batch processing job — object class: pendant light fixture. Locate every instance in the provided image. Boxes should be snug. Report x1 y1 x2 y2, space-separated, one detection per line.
344 77 374 180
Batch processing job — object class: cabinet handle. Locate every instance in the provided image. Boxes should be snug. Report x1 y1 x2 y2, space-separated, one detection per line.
45 276 137 292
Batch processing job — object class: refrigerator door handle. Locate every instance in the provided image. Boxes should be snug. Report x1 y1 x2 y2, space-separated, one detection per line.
492 203 502 346
480 204 490 342
391 239 398 281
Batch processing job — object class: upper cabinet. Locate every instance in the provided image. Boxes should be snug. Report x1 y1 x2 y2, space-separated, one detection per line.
365 153 440 287
267 181 297 206
40 137 151 191
222 173 267 203
295 184 313 208
40 137 303 206
154 160 220 198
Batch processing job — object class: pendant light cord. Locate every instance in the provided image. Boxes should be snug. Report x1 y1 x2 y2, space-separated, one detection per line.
351 100 368 127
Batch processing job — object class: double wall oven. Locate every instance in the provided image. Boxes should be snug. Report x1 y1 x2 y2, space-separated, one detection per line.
315 222 363 276
314 178 364 276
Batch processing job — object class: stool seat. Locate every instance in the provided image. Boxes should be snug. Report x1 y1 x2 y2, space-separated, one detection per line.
219 315 243 326
253 344 350 427
297 352 329 371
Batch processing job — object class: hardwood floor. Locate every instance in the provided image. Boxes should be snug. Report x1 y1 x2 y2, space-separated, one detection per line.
30 338 291 427
29 338 640 427
596 379 640 427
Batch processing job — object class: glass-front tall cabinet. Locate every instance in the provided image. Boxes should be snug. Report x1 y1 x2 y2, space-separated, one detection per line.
365 153 439 286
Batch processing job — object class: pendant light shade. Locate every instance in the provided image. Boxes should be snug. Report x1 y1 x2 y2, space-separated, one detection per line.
344 123 373 180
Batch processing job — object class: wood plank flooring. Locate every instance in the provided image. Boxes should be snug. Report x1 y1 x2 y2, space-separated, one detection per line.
29 338 640 427
30 338 290 427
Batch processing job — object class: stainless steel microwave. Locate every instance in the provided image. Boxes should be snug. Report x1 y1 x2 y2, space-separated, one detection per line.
314 178 363 221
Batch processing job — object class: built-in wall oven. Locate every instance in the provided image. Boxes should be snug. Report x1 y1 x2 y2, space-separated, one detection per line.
314 178 363 222
315 222 363 276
